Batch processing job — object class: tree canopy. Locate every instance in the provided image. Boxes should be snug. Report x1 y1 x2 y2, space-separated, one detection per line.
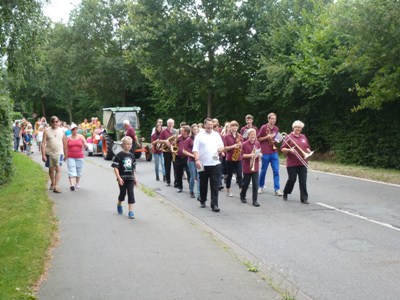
2 0 399 169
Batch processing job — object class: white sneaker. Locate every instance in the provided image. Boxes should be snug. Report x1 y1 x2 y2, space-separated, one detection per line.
227 192 233 197
258 188 264 194
275 190 283 196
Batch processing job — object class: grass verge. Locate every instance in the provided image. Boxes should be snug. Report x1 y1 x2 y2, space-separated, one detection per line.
0 153 56 300
280 158 400 185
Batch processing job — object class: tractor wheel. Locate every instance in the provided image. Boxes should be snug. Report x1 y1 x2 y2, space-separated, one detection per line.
145 145 152 161
134 151 142 159
102 133 114 160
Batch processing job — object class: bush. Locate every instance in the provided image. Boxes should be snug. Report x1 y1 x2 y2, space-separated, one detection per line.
0 94 13 185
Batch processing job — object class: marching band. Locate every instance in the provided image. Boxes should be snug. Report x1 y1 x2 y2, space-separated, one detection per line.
151 113 314 212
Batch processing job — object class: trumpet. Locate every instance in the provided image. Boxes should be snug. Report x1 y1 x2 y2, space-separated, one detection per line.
249 146 256 172
281 132 318 180
266 126 277 150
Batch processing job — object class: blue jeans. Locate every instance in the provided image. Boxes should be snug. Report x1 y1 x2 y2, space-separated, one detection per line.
153 153 165 178
14 137 20 151
259 152 280 191
188 161 200 196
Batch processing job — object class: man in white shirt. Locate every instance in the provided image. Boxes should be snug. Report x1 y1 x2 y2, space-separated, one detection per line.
193 118 224 212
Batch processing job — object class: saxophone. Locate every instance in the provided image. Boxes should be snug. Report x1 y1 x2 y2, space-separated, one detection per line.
231 133 242 161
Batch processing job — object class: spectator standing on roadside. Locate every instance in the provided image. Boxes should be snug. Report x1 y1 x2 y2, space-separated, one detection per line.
24 124 34 155
37 125 44 152
41 116 67 193
13 121 21 152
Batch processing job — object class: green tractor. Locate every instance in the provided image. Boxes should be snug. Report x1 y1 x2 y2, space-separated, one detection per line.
88 107 152 161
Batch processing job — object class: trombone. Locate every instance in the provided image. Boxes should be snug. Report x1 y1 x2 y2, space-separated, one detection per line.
281 132 318 180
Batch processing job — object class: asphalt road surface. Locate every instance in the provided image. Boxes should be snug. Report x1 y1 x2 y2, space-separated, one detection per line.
33 150 400 300
100 154 400 300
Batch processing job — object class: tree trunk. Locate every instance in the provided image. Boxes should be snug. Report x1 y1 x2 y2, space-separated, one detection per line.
207 90 213 118
122 90 127 106
207 48 215 117
41 95 46 118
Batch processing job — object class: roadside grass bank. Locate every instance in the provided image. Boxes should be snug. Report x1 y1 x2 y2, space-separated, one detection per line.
280 157 400 186
0 153 56 300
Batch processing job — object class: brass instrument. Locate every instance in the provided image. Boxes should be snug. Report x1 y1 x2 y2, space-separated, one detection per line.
160 135 178 153
231 133 242 161
151 139 163 151
266 126 277 150
249 146 257 172
281 132 318 180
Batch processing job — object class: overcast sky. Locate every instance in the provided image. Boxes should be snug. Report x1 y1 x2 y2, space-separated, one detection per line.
43 0 81 23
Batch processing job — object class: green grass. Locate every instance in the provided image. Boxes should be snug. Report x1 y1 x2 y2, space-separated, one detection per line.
280 157 400 185
0 153 56 300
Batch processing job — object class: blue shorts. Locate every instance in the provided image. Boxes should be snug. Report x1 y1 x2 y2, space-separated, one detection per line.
67 158 84 177
45 154 64 168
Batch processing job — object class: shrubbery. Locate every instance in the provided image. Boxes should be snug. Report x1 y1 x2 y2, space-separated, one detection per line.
0 94 13 185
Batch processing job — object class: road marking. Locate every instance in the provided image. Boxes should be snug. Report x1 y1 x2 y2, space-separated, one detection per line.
316 202 400 233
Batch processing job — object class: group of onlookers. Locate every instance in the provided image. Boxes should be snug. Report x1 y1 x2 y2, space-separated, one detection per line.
151 113 313 213
13 117 47 155
13 116 99 194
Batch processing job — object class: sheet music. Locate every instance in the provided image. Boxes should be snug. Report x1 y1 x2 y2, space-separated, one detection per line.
196 163 204 172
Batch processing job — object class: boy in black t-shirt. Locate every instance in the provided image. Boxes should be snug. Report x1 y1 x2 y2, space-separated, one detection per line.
111 137 137 219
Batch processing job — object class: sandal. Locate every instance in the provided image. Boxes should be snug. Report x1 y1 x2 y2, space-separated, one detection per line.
49 185 55 190
53 187 62 193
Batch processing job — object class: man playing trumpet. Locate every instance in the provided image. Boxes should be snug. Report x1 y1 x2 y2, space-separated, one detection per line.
158 119 178 186
240 129 262 207
280 120 313 204
257 112 283 196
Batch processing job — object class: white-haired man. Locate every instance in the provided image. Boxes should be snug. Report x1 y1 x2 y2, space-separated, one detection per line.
159 119 178 186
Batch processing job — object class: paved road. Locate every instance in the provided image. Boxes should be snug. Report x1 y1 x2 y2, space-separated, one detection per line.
87 154 399 300
31 152 280 300
32 150 400 300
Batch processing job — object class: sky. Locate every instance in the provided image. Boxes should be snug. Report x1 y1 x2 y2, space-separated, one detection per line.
43 0 82 23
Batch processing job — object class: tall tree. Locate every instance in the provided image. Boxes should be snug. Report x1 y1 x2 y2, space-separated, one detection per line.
128 0 263 119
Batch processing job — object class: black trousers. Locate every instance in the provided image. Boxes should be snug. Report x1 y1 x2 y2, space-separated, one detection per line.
118 180 135 204
175 156 190 190
199 165 220 207
240 172 259 202
226 160 243 189
283 166 308 202
163 152 173 184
